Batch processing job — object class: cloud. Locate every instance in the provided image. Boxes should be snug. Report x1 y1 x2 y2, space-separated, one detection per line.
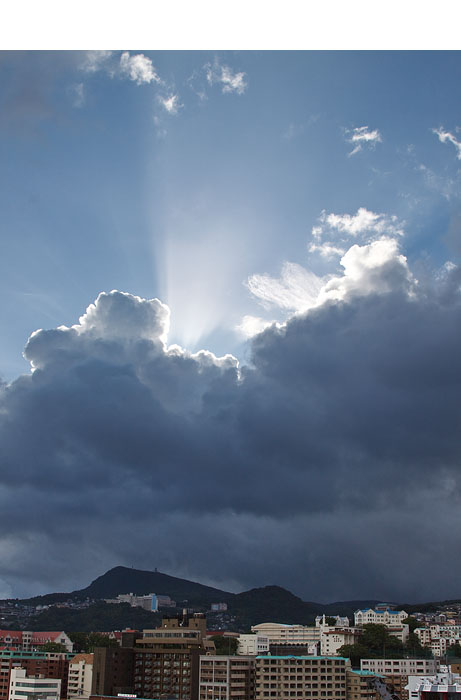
309 207 404 259
246 262 325 313
2 271 461 601
433 126 461 159
345 125 382 155
158 93 181 114
119 51 161 86
81 51 114 74
205 58 247 95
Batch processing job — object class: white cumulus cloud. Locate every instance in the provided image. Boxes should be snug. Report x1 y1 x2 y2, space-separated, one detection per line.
346 125 382 155
119 51 161 85
309 207 404 259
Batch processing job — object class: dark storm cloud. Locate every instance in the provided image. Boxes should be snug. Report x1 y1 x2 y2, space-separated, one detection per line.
1 277 461 602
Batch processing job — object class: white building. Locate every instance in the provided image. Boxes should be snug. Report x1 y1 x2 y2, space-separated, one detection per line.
9 668 61 700
354 608 408 627
67 653 93 700
237 634 269 656
316 615 350 627
407 669 461 700
199 655 255 700
320 628 362 655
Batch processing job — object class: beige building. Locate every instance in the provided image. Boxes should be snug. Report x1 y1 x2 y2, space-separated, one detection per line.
251 623 321 646
199 655 255 700
67 654 93 700
254 655 350 700
9 668 61 700
346 669 381 700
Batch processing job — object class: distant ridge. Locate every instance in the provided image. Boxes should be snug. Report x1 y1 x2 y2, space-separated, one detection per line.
23 566 233 608
15 566 397 632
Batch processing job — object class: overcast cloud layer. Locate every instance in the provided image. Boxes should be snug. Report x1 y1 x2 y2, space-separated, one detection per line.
1 237 461 602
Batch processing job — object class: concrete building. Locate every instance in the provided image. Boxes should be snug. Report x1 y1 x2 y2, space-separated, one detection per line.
316 617 351 628
254 655 350 700
237 635 269 656
8 668 61 700
0 651 70 700
199 655 255 700
354 610 408 628
67 654 93 700
251 623 321 646
361 660 438 676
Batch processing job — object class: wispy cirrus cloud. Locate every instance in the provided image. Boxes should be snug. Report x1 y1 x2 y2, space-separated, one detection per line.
205 58 247 95
345 125 382 155
433 127 461 159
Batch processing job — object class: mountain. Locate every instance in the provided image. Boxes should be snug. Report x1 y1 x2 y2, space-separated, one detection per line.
15 567 397 632
76 566 233 605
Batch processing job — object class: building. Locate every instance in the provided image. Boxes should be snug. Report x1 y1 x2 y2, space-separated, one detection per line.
361 660 438 676
0 650 70 700
106 594 176 611
251 624 321 646
0 633 73 653
67 654 94 700
199 655 255 700
346 669 381 700
210 604 228 613
254 655 350 700
133 612 214 700
91 648 134 698
407 670 461 700
237 635 269 656
321 629 362 656
354 611 408 628
316 617 351 628
8 668 61 700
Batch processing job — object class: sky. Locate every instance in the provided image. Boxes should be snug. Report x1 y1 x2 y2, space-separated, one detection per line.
1 47 461 602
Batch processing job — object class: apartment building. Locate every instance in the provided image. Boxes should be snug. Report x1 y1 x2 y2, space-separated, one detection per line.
407 671 461 700
354 610 408 628
346 669 381 700
0 651 70 700
360 660 438 676
254 655 350 700
251 624 321 646
8 668 61 700
133 612 214 700
237 635 269 656
67 654 93 700
199 655 255 700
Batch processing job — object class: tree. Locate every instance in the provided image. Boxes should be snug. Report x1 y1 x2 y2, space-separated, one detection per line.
324 617 337 626
209 635 238 655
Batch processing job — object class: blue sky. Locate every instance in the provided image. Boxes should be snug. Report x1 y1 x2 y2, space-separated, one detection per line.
2 51 460 378
2 50 461 600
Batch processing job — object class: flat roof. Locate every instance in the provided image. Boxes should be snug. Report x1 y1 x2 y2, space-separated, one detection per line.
256 655 348 661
